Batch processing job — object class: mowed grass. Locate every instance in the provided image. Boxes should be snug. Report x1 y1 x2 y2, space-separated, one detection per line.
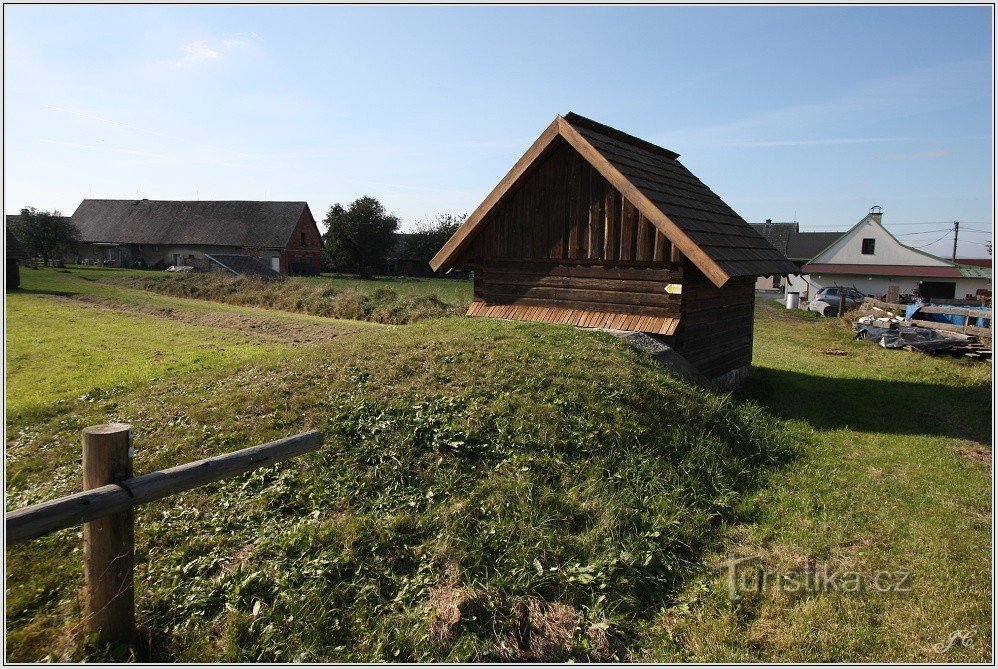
3 278 992 662
638 301 992 662
5 271 296 424
5 278 794 662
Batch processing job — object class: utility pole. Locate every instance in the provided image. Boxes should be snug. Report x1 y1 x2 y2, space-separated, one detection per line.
952 221 959 262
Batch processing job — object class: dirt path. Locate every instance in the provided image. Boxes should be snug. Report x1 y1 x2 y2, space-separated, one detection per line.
53 293 370 346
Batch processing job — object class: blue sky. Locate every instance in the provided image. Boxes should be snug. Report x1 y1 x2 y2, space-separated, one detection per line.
3 5 993 258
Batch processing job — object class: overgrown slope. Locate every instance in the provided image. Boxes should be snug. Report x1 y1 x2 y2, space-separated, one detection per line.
5 317 795 662
103 273 463 324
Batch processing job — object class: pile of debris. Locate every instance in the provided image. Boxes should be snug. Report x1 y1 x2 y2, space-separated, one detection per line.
853 315 992 360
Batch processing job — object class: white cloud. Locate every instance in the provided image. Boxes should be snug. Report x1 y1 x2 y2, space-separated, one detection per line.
182 41 221 62
163 32 258 68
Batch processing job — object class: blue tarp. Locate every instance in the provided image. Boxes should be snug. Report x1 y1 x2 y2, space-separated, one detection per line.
905 304 991 328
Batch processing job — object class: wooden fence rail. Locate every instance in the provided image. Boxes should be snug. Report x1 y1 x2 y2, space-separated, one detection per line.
5 425 323 650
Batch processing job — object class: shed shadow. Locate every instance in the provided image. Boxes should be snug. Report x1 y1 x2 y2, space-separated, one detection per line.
743 365 990 443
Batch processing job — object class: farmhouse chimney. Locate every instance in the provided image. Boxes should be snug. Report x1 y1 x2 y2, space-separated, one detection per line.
869 205 883 223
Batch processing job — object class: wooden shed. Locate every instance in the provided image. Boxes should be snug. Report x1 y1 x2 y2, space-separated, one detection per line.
430 113 797 386
6 226 31 291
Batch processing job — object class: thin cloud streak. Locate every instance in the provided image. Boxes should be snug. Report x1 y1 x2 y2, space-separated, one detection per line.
658 60 988 150
702 136 932 148
34 138 248 168
871 149 949 161
42 104 253 161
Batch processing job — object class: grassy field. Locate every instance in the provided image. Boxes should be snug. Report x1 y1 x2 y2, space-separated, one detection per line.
5 268 372 423
641 302 992 661
4 269 991 662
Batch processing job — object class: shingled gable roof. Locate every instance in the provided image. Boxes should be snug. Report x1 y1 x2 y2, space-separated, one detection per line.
70 200 310 249
430 112 799 287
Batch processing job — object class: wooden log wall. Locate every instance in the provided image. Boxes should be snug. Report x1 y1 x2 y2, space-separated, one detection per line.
674 259 756 379
475 259 682 316
463 137 758 373
466 138 676 263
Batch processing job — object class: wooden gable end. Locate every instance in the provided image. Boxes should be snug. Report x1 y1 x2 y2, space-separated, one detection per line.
464 137 678 264
463 138 684 335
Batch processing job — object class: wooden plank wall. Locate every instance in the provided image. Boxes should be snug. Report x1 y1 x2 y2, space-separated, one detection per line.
466 138 673 263
467 301 680 336
674 259 756 379
463 136 758 373
475 259 682 317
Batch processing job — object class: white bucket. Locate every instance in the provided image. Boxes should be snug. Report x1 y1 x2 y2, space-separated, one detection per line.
786 292 800 309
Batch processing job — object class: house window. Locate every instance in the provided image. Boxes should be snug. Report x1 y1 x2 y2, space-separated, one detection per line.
300 231 306 246
861 238 876 255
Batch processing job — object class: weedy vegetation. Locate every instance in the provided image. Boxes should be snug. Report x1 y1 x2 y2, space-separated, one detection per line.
104 271 468 324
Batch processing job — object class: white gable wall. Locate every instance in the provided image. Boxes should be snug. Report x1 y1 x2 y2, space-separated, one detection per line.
811 214 951 267
803 273 990 300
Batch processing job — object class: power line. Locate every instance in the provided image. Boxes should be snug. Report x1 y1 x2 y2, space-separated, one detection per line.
895 228 951 236
886 221 992 227
959 226 993 234
910 231 952 248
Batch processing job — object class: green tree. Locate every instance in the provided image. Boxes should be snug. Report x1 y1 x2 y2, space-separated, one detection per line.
9 207 80 267
406 213 467 264
322 197 400 277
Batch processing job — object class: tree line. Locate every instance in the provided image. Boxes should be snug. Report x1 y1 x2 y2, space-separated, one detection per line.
321 196 465 277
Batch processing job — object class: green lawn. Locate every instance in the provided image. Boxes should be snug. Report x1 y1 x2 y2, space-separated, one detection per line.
5 268 371 423
3 277 991 662
638 301 992 661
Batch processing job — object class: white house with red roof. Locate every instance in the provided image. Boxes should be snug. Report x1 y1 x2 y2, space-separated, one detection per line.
800 208 991 301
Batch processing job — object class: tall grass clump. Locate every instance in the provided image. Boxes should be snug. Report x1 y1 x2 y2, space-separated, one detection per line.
106 273 457 324
6 319 798 662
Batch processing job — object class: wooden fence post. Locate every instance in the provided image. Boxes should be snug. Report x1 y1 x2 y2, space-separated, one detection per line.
82 423 135 648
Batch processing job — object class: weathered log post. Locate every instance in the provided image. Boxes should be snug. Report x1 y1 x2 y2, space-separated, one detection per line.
81 423 135 648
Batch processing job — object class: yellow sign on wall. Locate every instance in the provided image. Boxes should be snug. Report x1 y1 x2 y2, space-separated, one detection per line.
664 283 683 295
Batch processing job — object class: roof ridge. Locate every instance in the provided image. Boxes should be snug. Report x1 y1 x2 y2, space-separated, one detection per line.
563 112 680 160
79 198 307 204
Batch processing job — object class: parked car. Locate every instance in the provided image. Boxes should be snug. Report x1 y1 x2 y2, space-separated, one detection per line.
808 287 866 317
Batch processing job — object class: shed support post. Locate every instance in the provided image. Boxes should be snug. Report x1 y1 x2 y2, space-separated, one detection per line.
82 423 135 649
